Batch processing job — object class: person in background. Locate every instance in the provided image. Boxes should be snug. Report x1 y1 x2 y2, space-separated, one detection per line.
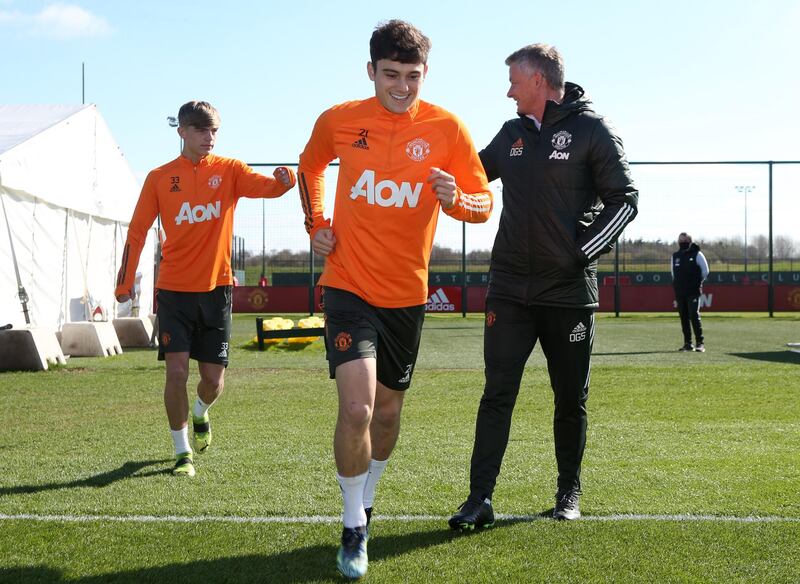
672 232 709 352
115 100 295 478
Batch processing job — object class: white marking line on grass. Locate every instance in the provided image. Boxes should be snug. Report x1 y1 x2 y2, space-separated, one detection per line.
1 513 798 524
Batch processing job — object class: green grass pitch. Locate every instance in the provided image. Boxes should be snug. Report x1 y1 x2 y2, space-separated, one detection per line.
1 313 798 583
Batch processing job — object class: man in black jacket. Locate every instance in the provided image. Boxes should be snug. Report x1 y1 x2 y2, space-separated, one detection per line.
672 232 709 352
450 44 638 528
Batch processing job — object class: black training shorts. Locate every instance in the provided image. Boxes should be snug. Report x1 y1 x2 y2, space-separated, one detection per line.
322 287 425 391
156 285 232 366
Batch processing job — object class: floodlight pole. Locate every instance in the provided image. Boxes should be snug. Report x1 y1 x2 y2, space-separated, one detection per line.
262 199 266 278
735 185 755 273
767 164 774 317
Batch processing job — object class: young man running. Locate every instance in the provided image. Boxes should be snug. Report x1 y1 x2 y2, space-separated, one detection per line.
298 20 492 579
115 100 295 477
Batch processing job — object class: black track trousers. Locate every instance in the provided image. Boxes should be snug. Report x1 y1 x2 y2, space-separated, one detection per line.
675 294 703 345
469 297 594 498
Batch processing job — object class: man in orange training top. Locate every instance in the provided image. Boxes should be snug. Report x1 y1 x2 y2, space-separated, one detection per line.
298 20 492 579
115 100 295 478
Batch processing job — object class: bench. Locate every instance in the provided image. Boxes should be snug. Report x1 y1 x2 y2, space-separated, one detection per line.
255 317 325 351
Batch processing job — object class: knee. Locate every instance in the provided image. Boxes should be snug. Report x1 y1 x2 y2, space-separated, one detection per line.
340 400 373 429
200 374 224 394
373 401 402 430
479 381 520 411
165 365 189 388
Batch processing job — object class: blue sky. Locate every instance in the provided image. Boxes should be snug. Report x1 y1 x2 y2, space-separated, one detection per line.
2 0 799 249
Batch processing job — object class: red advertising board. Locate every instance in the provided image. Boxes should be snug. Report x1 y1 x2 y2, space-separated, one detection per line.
233 284 800 313
424 286 462 313
775 286 800 310
233 286 322 313
599 284 800 311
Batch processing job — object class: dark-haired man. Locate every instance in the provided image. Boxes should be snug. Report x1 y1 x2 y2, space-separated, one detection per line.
115 101 295 478
298 20 492 579
450 43 638 530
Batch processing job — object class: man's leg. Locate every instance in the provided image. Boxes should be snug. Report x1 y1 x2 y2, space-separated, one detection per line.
322 288 379 579
164 351 194 476
362 383 404 516
688 295 704 347
676 296 692 348
470 299 536 500
333 358 373 579
450 299 535 530
334 357 376 528
538 308 593 519
192 362 225 453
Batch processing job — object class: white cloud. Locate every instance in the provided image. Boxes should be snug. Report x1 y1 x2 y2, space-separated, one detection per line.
0 10 23 24
0 3 112 39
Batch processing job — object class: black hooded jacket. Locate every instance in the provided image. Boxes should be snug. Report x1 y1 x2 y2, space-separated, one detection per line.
480 83 639 308
672 242 704 297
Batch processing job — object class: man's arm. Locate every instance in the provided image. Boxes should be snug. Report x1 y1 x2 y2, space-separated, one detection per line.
478 127 504 183
696 251 709 280
437 120 493 224
575 118 639 264
298 110 337 255
235 162 296 199
115 174 159 301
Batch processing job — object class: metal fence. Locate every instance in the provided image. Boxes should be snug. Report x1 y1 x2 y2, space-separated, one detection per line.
232 161 800 314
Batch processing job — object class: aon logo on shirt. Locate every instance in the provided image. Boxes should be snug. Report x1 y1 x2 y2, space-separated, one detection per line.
350 169 422 208
175 201 221 225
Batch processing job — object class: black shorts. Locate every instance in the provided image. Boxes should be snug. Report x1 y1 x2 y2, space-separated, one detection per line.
322 287 425 391
156 286 232 366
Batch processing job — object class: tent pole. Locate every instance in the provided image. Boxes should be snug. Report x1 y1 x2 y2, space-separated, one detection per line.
1 192 31 325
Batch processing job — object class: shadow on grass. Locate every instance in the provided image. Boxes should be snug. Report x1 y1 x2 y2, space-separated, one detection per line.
593 350 675 356
731 351 800 364
0 459 171 497
4 522 520 583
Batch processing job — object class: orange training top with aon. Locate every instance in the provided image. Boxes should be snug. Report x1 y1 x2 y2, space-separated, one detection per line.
298 97 492 308
116 154 295 295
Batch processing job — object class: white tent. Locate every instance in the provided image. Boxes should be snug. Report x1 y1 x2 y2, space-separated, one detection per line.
0 104 155 330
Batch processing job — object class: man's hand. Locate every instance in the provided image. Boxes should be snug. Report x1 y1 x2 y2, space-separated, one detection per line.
273 166 295 187
312 228 336 257
116 288 135 303
427 167 457 209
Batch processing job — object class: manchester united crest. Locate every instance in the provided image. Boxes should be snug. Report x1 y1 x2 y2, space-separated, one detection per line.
405 138 430 162
334 332 352 351
551 131 572 151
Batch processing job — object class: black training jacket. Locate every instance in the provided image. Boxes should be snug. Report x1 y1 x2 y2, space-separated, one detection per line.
672 243 704 297
480 82 639 308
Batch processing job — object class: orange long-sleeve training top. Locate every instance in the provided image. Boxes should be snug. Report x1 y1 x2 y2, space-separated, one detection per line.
298 97 492 308
116 154 295 296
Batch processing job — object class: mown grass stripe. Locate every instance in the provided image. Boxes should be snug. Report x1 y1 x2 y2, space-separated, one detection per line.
1 513 797 524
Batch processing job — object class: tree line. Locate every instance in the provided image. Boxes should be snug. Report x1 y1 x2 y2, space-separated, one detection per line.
238 235 799 271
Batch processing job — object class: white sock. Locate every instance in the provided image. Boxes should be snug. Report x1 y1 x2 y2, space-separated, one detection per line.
337 471 369 528
362 458 389 510
193 397 212 419
171 427 191 456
